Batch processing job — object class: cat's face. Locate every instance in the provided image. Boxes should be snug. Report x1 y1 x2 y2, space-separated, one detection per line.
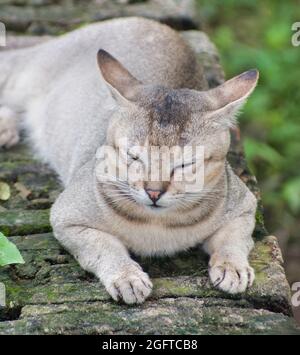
95 50 258 216
97 102 230 214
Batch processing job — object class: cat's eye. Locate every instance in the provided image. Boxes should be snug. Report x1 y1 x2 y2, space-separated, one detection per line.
127 152 139 161
180 161 195 169
171 161 195 175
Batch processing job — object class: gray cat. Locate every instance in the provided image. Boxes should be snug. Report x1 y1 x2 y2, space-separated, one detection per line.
0 17 258 304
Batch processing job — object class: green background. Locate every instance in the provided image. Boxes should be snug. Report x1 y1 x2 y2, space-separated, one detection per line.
197 0 300 284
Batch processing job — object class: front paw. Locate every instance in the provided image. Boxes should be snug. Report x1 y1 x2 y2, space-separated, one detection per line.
209 255 255 294
105 263 153 304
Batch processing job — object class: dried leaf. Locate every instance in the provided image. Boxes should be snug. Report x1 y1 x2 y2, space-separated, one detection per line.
0 182 10 201
14 182 32 200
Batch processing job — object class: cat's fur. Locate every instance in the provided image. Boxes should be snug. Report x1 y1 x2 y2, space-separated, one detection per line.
0 17 258 304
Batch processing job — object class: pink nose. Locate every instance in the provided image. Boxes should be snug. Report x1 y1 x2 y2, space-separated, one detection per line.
145 189 163 203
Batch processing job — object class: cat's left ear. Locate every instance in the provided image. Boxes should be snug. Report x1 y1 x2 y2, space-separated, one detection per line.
202 69 259 128
97 49 142 104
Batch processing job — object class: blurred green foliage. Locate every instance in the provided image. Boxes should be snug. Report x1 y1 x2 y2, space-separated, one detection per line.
197 0 300 243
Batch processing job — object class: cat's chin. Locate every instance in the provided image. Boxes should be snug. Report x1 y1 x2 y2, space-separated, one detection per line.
146 204 167 213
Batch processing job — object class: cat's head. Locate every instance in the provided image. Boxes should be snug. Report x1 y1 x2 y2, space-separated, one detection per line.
95 49 258 217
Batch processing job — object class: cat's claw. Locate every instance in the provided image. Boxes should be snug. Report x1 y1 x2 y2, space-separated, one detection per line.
0 107 19 149
105 264 153 304
209 258 255 294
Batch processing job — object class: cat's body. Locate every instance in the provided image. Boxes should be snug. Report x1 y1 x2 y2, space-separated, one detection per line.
0 18 258 304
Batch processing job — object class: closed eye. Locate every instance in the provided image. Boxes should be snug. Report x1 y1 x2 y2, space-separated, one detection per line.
127 152 142 163
171 161 195 175
178 161 195 169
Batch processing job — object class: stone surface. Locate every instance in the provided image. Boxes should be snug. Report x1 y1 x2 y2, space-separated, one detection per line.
0 0 200 35
0 12 299 334
1 299 299 335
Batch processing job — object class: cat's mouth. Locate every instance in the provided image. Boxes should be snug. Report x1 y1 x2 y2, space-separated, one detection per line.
148 204 165 210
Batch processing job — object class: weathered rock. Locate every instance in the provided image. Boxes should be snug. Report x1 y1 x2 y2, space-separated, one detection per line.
0 210 51 235
0 144 61 211
0 0 200 35
1 298 299 335
0 19 299 334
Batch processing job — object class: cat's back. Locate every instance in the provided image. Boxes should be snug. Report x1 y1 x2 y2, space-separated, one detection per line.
90 17 207 89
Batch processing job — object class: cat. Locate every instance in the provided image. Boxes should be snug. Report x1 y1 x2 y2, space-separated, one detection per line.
0 17 258 304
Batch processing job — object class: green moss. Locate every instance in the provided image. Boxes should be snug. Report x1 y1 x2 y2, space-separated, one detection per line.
250 240 274 284
253 205 268 240
0 210 51 236
255 209 264 225
154 278 191 295
4 281 33 310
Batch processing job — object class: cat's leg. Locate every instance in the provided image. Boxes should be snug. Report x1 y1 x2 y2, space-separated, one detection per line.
203 213 255 294
0 106 20 148
51 222 153 304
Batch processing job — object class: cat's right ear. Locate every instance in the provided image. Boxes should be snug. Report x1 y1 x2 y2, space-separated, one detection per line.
97 49 142 103
199 69 259 129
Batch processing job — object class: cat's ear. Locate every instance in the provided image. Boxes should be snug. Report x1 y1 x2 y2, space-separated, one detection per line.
97 49 142 103
202 69 259 128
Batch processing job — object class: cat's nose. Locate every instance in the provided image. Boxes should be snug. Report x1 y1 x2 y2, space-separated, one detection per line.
145 189 164 203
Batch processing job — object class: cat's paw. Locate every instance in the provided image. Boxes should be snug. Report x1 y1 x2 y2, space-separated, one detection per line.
105 263 153 304
209 255 255 294
0 107 20 149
